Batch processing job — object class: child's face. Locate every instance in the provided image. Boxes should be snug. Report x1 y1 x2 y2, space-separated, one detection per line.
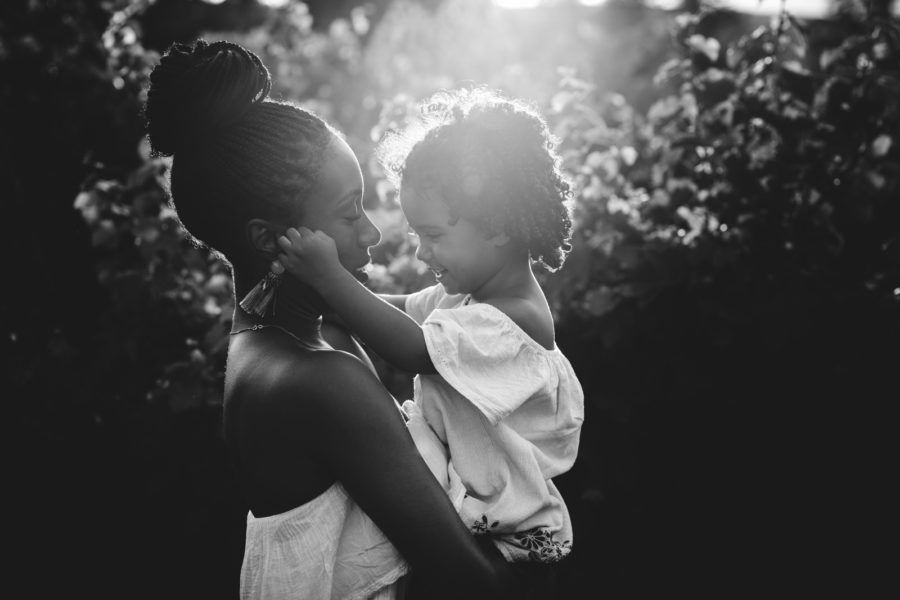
401 187 505 296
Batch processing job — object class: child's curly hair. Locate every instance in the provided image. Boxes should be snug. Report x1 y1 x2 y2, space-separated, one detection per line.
377 88 573 272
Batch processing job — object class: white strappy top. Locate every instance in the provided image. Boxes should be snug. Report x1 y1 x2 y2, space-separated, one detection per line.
240 482 407 600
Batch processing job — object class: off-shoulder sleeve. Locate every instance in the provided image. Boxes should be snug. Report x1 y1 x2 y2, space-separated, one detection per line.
404 284 449 325
421 305 552 425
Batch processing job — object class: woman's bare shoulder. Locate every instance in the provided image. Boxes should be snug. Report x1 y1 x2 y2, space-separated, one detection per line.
236 344 392 421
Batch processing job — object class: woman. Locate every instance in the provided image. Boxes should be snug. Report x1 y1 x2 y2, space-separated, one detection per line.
145 40 518 599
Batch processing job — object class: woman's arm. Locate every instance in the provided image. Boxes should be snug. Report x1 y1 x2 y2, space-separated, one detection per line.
275 353 518 599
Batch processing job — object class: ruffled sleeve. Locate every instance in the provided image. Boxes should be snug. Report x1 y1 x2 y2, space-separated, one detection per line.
404 284 465 325
421 304 553 426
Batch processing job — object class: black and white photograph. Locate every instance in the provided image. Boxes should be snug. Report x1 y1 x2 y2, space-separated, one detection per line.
4 0 898 598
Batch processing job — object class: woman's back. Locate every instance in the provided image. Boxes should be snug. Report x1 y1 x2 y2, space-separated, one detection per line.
226 329 412 599
224 329 336 517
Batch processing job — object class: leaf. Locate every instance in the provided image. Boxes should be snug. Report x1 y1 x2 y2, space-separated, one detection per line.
866 170 886 190
551 90 576 113
91 219 117 247
583 287 620 317
871 135 892 157
647 97 680 124
686 35 721 63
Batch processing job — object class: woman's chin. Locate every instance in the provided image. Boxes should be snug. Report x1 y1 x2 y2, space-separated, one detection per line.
350 263 372 283
342 258 372 283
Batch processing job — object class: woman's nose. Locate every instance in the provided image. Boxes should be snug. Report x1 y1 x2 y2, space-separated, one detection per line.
414 240 430 262
359 212 381 247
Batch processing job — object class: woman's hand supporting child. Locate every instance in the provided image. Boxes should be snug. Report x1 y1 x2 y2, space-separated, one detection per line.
277 226 437 374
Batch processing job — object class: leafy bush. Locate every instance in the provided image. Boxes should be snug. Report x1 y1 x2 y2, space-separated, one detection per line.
541 8 899 407
529 11 899 586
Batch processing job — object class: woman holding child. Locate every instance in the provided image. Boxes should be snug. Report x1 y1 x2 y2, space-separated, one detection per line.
146 39 581 599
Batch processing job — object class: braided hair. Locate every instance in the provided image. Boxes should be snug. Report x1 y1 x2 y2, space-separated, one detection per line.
378 88 573 272
145 40 336 265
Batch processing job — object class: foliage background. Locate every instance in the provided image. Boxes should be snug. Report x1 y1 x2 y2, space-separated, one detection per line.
3 0 897 597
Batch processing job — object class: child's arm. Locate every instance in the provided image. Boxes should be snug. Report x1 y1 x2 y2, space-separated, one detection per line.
277 227 436 374
379 294 409 311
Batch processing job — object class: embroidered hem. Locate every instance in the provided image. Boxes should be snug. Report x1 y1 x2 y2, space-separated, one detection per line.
469 515 572 564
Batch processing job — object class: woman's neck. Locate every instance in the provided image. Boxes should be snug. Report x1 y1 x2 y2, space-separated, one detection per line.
232 270 327 343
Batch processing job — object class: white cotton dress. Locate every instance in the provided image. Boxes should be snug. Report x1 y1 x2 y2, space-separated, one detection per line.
403 284 585 563
240 482 408 600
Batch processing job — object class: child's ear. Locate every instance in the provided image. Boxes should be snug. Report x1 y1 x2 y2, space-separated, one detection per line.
246 219 280 256
487 231 511 247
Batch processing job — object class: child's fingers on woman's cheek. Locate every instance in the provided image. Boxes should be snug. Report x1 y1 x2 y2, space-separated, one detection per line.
286 228 303 244
297 226 315 238
277 235 292 250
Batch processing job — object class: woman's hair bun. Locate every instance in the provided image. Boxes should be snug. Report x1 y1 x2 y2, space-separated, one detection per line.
145 39 271 157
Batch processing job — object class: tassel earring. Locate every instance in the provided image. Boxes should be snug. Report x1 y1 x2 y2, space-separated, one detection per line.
239 261 285 317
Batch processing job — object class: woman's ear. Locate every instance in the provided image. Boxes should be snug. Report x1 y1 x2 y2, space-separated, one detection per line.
245 219 280 256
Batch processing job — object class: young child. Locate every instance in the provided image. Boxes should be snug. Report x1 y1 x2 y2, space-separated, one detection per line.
276 88 584 565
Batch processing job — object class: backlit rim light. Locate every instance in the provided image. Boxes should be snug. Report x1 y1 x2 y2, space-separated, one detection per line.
491 0 839 17
493 0 543 8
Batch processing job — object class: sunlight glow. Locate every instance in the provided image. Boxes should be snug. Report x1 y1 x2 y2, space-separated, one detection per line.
717 0 830 18
203 0 290 6
493 0 842 17
494 0 898 15
644 0 684 9
493 0 542 8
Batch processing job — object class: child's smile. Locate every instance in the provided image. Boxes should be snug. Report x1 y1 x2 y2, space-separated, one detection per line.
401 187 505 296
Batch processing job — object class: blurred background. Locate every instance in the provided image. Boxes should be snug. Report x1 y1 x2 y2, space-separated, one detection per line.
3 0 898 597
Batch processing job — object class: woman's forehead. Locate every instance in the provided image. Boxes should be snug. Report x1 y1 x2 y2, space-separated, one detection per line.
305 138 362 211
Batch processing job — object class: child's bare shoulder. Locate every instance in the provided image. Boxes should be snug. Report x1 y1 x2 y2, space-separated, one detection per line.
482 296 554 350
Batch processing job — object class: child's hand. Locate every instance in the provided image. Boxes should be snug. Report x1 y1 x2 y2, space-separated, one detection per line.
276 227 343 288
